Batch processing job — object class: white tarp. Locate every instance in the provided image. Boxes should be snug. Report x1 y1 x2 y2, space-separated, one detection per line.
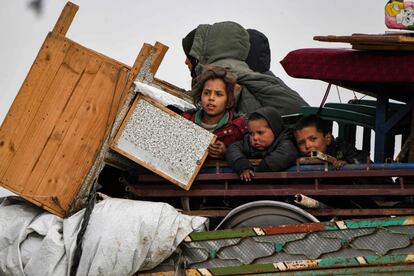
134 81 195 111
0 196 206 275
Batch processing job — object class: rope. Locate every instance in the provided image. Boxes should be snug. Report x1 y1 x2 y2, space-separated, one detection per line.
70 180 97 276
317 83 332 115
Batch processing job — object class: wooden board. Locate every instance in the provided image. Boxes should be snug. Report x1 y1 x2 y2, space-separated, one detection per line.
314 33 414 51
111 95 215 190
0 2 145 217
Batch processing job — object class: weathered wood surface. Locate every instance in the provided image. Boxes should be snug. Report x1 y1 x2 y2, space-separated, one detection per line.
0 2 145 217
314 33 414 51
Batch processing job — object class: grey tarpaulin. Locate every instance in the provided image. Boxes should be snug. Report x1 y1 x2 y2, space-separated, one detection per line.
0 196 206 275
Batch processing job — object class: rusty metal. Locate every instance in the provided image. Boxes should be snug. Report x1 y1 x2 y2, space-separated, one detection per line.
126 183 414 197
308 208 414 217
182 210 230 217
182 208 414 218
136 169 414 182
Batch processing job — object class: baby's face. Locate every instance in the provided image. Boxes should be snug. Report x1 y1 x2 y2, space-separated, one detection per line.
248 119 275 150
294 126 331 156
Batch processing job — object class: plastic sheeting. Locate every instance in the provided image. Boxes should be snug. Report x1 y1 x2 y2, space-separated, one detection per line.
134 81 195 111
0 196 206 275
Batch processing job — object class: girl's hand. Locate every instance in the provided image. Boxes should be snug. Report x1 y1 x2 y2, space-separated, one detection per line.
208 141 226 158
240 169 255 181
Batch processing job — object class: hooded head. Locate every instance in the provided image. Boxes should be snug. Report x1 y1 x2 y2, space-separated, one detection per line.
247 107 284 150
182 28 196 58
249 107 283 137
182 28 199 78
182 21 250 78
245 29 271 73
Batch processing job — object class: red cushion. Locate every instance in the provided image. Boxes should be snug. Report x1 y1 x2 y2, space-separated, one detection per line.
280 48 414 83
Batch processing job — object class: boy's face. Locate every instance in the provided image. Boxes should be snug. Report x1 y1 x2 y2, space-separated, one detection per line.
248 118 275 150
294 126 332 156
201 78 228 121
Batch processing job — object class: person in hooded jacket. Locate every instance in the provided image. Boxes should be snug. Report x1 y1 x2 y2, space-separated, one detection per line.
245 28 275 77
181 21 309 116
225 106 297 181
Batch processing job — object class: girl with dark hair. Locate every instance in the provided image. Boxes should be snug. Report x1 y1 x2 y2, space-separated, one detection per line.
182 65 247 158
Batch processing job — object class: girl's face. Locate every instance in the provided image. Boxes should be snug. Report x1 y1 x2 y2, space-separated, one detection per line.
200 78 228 122
248 118 275 150
294 126 332 156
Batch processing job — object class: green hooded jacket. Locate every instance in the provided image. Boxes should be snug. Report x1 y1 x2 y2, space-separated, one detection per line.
185 21 309 116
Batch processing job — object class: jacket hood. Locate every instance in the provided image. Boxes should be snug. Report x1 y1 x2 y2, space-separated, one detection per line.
246 29 271 73
182 28 196 57
250 106 283 136
186 21 250 76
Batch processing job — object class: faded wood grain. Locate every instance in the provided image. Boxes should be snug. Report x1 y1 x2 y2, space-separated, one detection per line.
126 43 153 91
36 63 120 214
52 2 78 36
149 42 169 75
3 44 89 193
24 54 102 197
0 34 69 181
0 2 142 217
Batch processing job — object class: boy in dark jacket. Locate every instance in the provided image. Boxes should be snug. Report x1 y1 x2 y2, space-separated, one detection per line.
182 65 247 159
226 106 297 181
294 115 368 168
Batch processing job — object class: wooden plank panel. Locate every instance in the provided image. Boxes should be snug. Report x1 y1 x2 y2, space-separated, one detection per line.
314 33 414 44
107 68 130 129
0 33 69 181
35 63 120 215
2 44 90 193
23 55 102 197
314 33 414 51
149 41 168 75
126 43 153 91
52 2 78 36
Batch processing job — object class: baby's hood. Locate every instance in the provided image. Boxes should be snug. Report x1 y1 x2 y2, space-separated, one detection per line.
250 106 283 136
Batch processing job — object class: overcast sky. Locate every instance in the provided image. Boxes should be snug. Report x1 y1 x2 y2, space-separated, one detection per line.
0 1 388 196
0 0 387 124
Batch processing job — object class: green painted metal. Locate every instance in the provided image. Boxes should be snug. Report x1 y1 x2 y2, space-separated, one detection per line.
210 249 217 259
324 103 376 116
196 254 414 275
209 263 276 276
299 106 375 129
274 243 283 253
184 217 414 275
187 217 413 242
323 224 339 231
344 216 407 229
189 228 257 241
364 254 409 265
318 256 359 268
245 264 414 275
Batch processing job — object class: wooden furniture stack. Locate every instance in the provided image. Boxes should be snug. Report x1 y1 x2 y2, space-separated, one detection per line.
0 2 174 217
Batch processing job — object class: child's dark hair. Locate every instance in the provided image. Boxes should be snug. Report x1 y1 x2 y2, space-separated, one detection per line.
191 65 236 109
294 115 331 135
